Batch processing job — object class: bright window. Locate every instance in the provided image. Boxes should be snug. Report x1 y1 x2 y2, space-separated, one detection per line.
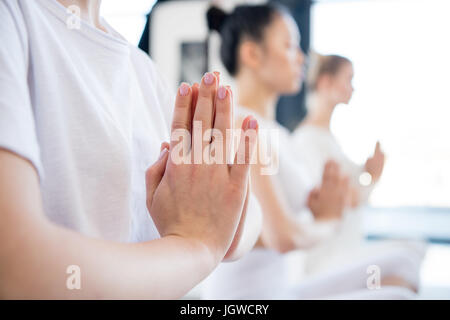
101 0 156 45
312 0 450 207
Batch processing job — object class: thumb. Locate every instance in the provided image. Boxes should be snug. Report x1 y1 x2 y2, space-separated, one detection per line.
146 143 170 209
375 141 381 154
307 187 319 208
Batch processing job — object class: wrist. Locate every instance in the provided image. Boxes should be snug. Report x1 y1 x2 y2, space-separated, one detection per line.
359 171 377 186
163 234 220 273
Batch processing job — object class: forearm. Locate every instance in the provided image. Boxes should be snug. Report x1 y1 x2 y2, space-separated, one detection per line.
0 150 218 299
251 169 310 252
260 211 337 252
1 221 216 299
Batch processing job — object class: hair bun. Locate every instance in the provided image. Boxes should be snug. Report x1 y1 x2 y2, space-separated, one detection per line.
206 6 228 32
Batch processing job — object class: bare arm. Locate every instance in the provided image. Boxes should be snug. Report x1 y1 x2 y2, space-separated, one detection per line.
0 149 214 299
250 163 328 253
247 131 346 253
0 75 258 299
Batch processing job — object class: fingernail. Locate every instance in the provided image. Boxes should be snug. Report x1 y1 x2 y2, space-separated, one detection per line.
179 83 190 96
158 148 168 160
203 72 214 85
218 86 227 100
249 118 258 130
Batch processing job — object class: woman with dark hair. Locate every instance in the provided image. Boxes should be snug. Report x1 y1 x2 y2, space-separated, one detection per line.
201 3 422 300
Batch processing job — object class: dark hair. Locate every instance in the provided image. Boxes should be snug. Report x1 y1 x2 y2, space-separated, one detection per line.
206 4 290 76
308 53 352 91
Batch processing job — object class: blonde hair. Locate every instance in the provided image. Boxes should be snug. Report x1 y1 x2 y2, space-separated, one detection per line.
307 52 352 92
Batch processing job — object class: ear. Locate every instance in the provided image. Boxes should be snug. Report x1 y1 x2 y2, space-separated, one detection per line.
239 40 264 71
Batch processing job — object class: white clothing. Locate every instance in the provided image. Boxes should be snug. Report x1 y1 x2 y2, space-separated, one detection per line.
235 106 339 241
290 125 367 274
203 248 290 300
283 246 423 299
201 107 422 300
291 125 426 276
235 106 314 213
0 0 174 242
203 246 422 300
291 124 373 204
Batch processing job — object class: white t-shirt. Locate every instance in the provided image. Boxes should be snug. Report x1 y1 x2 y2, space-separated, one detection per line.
201 107 338 299
291 124 373 205
0 0 174 242
235 106 315 212
291 125 377 274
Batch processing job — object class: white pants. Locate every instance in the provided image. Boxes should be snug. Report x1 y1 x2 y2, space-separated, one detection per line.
202 245 424 300
282 247 423 299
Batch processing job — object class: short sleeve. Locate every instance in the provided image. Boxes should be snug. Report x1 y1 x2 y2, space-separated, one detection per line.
0 1 43 178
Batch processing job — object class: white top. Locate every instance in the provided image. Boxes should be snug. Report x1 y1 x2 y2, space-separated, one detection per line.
236 106 315 212
201 107 338 299
290 125 378 274
0 0 174 242
291 124 373 204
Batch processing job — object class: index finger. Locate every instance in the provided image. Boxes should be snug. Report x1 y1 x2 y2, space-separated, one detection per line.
170 83 193 150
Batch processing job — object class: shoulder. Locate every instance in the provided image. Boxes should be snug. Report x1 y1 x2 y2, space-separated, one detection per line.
129 46 158 79
129 45 175 126
1 0 27 37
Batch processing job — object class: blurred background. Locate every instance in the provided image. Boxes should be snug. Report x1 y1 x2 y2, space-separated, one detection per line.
101 0 450 299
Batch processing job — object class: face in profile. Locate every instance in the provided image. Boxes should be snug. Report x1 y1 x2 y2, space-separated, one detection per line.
329 62 355 105
255 14 305 94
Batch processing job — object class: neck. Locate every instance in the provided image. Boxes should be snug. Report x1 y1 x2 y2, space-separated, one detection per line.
236 70 279 121
303 93 336 130
58 0 105 32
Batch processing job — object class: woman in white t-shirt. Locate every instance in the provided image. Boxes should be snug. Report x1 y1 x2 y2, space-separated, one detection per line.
0 0 262 299
292 54 425 276
202 3 423 299
294 53 384 209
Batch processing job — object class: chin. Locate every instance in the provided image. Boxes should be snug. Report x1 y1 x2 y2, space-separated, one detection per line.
284 82 302 95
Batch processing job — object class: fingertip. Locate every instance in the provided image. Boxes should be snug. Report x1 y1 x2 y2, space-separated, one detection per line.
202 72 216 86
217 86 228 100
158 146 169 161
249 117 258 131
160 142 170 152
242 116 258 131
179 82 191 97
